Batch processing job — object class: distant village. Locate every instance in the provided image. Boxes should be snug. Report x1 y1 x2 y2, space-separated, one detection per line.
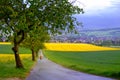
50 34 120 46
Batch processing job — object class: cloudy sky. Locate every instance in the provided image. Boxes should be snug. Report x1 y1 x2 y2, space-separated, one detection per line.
71 0 120 30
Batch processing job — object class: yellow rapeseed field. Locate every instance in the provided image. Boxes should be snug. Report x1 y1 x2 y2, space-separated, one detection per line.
0 54 31 62
0 42 119 51
0 42 11 45
44 43 120 51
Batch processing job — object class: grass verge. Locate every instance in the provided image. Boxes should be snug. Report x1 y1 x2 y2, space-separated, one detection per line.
44 50 120 79
0 44 34 80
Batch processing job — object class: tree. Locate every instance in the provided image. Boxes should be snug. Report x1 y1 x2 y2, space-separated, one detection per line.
21 27 49 61
0 0 83 68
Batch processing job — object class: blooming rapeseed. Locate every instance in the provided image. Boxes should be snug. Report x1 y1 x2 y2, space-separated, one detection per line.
0 42 11 45
44 43 119 51
0 42 119 51
0 54 31 62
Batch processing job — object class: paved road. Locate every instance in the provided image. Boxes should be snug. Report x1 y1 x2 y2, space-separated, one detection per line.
26 58 115 80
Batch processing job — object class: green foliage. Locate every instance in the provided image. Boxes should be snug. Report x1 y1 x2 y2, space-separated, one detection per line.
21 26 50 53
44 50 120 78
0 0 84 53
0 0 83 68
0 0 83 39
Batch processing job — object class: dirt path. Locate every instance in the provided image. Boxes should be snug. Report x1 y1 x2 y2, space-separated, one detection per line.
26 58 115 80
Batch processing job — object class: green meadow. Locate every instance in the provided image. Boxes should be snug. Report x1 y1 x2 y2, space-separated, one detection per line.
0 44 31 54
44 50 120 79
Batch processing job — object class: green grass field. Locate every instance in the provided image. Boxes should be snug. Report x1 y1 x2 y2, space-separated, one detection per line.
0 44 34 80
0 44 31 54
44 50 120 79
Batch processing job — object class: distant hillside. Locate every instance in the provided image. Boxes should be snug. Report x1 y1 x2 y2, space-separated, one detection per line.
79 28 120 38
51 28 120 44
80 27 120 31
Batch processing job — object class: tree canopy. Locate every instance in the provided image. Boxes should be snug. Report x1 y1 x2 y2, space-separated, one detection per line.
0 0 83 68
21 26 49 61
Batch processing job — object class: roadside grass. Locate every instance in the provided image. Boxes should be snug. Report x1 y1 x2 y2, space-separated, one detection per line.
44 50 120 79
0 44 34 80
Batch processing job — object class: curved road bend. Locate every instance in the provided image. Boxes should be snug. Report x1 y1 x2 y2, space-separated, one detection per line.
26 58 116 80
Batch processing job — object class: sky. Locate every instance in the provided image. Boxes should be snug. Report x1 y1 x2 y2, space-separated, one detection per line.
70 0 120 30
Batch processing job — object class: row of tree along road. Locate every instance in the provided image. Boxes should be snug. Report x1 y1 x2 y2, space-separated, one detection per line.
0 0 84 68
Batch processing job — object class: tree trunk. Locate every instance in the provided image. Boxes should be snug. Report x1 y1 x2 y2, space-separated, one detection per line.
12 30 25 68
12 44 24 68
31 49 36 61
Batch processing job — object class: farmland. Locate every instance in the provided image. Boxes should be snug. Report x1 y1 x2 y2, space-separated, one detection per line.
0 43 34 80
44 50 120 79
0 42 120 79
44 43 119 51
44 43 120 79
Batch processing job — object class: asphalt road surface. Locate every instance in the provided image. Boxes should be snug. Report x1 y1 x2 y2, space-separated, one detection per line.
26 58 115 80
